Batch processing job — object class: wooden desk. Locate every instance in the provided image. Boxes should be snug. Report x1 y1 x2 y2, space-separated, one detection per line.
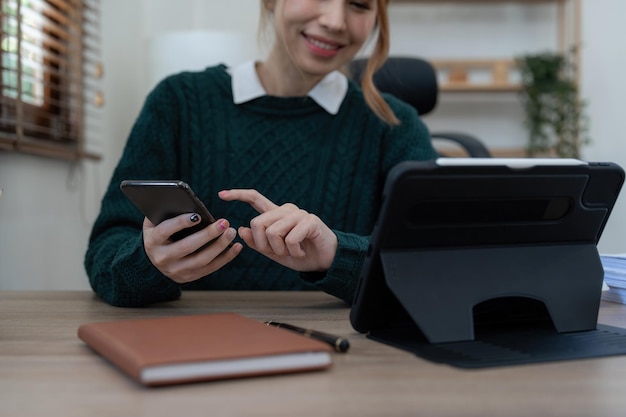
2 291 626 417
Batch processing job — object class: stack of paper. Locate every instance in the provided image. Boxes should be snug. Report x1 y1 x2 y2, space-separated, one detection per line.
601 254 626 304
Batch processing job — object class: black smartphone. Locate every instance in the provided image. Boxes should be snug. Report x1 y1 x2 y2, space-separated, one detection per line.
120 180 216 241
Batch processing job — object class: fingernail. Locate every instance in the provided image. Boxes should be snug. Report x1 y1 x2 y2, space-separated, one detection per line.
226 228 236 238
218 219 228 230
189 213 200 223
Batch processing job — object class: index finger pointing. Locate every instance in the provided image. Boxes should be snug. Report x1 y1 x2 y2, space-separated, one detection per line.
218 189 278 214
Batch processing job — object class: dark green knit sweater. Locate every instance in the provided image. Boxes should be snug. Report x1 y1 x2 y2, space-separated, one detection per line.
85 65 437 307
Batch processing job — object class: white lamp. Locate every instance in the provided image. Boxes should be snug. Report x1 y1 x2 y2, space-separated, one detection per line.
146 30 258 91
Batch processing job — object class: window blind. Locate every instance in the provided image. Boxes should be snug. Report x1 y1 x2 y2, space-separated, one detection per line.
0 0 102 160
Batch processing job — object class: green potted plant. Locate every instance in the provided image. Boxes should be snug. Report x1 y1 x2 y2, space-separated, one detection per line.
515 51 589 158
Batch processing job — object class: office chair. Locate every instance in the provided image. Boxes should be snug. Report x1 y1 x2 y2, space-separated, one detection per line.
349 57 492 158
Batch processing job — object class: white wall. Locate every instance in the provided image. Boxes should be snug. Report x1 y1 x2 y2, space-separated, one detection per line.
0 0 624 290
0 154 100 289
579 0 626 253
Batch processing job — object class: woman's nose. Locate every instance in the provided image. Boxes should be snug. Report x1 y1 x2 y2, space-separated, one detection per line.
318 0 347 32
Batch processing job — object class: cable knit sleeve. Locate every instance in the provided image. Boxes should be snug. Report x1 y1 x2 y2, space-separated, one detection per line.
84 76 186 307
301 96 437 305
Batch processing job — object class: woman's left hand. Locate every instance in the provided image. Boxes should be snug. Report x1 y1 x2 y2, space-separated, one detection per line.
218 189 338 273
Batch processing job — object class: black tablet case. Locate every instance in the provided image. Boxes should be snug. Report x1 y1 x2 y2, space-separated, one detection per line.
350 159 625 368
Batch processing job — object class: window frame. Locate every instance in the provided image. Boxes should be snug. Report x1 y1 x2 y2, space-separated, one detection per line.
0 0 101 161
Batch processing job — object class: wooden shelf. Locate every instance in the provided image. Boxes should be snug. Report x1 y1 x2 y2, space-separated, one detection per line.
438 146 528 158
392 0 581 92
441 84 522 93
432 59 521 93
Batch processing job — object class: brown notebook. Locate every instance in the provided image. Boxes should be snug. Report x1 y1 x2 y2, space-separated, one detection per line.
78 313 332 386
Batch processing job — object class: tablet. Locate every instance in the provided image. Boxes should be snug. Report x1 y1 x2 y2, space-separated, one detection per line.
349 158 625 339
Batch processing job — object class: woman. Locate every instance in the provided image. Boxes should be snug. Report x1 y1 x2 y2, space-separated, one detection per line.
85 0 437 307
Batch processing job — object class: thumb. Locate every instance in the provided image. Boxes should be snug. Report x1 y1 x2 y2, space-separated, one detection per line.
237 226 257 250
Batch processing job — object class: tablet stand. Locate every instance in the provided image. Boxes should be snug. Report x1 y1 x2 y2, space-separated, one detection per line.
351 160 626 367
381 243 604 344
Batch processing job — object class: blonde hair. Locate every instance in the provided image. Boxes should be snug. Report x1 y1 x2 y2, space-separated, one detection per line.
259 0 399 125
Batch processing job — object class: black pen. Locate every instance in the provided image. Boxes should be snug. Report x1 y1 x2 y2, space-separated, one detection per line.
265 321 350 353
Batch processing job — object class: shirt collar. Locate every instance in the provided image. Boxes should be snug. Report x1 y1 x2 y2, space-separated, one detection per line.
230 61 348 115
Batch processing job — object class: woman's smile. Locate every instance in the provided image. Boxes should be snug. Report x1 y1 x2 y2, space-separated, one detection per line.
303 33 344 58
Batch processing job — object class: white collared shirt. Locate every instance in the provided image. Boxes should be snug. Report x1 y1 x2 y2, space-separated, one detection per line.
230 61 349 115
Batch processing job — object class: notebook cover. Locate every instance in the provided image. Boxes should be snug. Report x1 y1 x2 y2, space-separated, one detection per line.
78 313 332 386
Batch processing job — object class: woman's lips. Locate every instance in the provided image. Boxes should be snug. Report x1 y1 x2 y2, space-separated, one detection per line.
303 34 343 57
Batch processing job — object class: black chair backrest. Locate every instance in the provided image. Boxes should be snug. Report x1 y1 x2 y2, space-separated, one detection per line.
349 57 439 116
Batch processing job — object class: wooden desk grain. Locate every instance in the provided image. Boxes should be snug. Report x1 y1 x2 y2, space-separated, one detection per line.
1 291 626 417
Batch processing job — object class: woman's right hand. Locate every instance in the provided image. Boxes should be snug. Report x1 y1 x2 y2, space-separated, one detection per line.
142 214 243 284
